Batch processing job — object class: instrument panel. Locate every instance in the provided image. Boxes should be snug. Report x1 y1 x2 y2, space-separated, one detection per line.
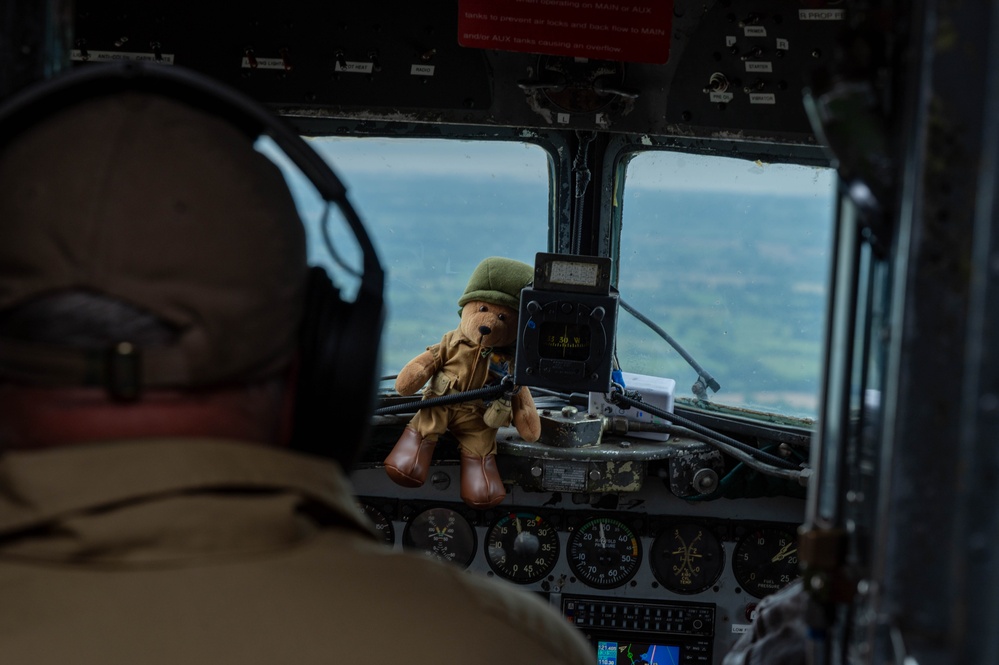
352 462 803 665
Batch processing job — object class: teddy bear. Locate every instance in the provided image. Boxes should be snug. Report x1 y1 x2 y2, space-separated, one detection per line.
383 257 541 509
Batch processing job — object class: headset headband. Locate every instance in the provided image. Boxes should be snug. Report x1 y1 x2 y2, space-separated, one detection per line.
0 60 384 300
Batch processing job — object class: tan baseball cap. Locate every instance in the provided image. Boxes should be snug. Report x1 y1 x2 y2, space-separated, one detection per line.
0 91 307 389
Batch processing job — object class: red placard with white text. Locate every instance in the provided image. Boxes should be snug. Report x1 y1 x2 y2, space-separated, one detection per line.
457 0 672 64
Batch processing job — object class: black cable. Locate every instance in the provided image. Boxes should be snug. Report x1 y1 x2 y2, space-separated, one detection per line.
619 297 721 395
611 390 800 470
320 201 365 280
687 443 808 500
374 382 508 416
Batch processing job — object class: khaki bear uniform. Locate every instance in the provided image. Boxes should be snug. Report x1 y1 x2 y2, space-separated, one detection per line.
407 328 513 458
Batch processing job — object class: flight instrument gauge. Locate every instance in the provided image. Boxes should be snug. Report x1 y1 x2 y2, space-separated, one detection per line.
567 517 642 589
515 253 618 393
538 322 592 361
732 526 801 599
485 511 560 584
357 502 396 546
649 523 724 594
402 507 477 568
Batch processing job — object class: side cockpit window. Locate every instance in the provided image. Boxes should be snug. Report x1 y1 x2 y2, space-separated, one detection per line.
615 151 836 421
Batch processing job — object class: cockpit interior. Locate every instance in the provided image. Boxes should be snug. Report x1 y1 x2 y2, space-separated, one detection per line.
4 1 997 664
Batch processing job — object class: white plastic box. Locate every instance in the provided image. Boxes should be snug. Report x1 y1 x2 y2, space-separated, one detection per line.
587 372 676 441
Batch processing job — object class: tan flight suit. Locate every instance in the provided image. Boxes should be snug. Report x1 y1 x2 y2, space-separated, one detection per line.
408 329 513 457
0 438 595 665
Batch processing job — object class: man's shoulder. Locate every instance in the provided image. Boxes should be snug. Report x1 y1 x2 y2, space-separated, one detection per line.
306 534 595 664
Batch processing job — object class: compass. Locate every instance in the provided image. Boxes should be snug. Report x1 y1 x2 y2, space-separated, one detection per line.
514 253 619 393
538 321 591 361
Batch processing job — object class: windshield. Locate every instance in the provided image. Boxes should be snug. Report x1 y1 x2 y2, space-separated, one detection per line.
615 151 837 421
263 137 835 421
262 136 551 375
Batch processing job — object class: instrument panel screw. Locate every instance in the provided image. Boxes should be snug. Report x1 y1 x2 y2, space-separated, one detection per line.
430 472 451 491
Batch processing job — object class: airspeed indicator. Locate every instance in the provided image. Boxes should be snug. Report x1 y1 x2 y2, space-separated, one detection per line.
568 517 642 589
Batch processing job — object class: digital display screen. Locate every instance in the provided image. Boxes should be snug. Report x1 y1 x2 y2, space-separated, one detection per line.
597 640 681 665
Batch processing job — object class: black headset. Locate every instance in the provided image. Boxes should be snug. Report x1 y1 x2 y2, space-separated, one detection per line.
0 61 385 469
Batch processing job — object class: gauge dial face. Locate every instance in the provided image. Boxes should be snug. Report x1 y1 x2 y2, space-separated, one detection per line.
568 517 642 589
732 526 801 599
539 321 591 361
358 502 396 546
402 507 477 568
485 511 560 584
650 523 725 594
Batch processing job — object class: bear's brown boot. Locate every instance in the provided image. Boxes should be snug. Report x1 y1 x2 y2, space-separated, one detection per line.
459 452 506 509
384 427 436 487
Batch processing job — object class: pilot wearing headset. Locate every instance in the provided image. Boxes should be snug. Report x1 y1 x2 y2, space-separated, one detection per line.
0 66 595 665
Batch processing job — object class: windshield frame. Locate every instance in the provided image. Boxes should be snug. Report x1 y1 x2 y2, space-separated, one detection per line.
289 116 572 248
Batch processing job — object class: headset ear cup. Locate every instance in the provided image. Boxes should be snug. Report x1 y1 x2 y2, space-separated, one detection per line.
292 267 343 460
292 266 383 468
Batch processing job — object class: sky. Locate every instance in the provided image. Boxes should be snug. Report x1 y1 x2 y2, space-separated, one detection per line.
258 134 837 200
296 135 838 197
